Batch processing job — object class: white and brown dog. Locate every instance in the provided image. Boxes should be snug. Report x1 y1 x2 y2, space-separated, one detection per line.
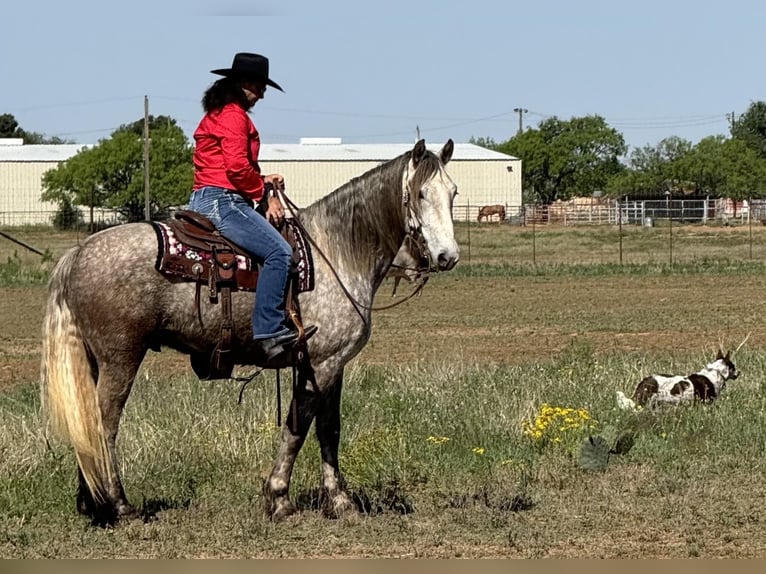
616 350 738 411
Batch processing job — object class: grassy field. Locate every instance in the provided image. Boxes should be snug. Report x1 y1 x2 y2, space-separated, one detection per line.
1 223 766 557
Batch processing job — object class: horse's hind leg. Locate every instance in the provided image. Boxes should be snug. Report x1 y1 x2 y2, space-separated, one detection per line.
314 369 356 518
77 351 144 524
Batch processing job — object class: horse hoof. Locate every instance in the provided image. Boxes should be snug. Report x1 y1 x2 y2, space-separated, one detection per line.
117 504 141 522
270 500 297 522
323 492 358 519
77 495 120 527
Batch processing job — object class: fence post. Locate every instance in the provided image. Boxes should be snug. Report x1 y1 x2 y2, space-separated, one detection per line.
532 208 537 265
618 198 623 265
668 195 673 266
466 199 471 264
749 195 753 260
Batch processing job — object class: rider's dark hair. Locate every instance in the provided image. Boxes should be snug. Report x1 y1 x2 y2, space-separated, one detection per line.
202 77 251 113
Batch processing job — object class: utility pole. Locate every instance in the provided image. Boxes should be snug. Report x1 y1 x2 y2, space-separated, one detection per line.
513 107 528 136
143 95 151 221
727 110 737 131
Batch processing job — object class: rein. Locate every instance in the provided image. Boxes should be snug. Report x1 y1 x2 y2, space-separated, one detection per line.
277 183 432 320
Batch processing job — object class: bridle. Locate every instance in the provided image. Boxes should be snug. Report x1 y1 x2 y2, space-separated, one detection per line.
277 165 435 322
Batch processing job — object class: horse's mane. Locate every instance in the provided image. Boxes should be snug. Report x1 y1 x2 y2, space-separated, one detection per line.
300 149 443 276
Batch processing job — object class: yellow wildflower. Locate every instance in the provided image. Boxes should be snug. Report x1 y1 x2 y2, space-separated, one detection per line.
427 435 450 445
522 403 598 443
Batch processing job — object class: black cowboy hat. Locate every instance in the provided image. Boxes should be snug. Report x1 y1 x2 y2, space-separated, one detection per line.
210 52 284 92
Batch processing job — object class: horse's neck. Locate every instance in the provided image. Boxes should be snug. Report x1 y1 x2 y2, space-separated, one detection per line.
301 184 406 301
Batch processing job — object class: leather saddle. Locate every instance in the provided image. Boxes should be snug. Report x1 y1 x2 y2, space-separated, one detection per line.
153 209 314 380
161 209 260 291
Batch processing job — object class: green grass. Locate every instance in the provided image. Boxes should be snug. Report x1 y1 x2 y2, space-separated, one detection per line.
455 221 766 266
3 223 766 556
2 344 765 557
454 259 766 278
0 252 52 287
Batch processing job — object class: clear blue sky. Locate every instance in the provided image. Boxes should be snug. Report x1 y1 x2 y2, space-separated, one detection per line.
2 0 763 153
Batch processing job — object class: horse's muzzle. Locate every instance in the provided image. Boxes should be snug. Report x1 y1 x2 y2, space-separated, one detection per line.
437 251 459 271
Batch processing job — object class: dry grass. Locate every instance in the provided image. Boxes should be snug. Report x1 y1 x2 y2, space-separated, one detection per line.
2 223 766 557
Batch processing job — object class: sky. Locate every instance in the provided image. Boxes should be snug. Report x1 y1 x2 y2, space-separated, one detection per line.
2 0 764 154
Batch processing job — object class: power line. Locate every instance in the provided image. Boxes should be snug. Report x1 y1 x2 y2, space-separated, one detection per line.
12 96 144 112
11 93 736 129
611 117 728 130
19 94 734 143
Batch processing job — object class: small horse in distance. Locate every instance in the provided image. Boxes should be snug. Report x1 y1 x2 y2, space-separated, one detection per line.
616 349 739 411
477 204 505 223
41 139 460 525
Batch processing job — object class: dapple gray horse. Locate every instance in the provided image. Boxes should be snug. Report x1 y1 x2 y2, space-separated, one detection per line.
41 139 459 525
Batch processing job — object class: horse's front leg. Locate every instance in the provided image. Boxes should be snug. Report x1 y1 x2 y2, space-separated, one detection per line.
314 368 356 518
263 367 320 521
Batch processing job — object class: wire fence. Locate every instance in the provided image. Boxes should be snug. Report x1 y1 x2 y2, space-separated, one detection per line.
454 198 757 226
2 198 761 229
4 199 766 268
1 196 763 243
454 198 766 267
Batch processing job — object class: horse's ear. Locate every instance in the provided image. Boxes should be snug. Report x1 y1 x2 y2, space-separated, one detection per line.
717 348 724 359
725 350 731 360
440 139 454 165
412 139 426 167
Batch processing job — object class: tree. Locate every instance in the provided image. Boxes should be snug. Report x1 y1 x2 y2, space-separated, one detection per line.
0 112 74 144
731 101 766 158
607 136 693 197
0 113 24 138
496 115 626 204
468 136 498 150
680 135 766 217
42 115 193 222
719 139 766 202
609 135 766 215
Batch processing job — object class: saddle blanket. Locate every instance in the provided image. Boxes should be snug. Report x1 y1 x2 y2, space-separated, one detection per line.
152 218 315 293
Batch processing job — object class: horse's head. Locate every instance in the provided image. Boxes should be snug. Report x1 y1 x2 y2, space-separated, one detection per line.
404 139 460 271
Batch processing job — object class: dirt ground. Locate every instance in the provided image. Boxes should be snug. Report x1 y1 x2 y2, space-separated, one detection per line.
3 271 764 390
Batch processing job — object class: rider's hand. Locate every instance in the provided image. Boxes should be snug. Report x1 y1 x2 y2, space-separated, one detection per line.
264 173 285 191
263 174 286 227
265 196 285 227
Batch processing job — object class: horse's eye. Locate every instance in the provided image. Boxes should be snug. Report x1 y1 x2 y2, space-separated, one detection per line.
419 190 425 200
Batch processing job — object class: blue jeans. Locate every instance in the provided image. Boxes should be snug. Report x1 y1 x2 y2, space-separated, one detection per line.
188 186 292 340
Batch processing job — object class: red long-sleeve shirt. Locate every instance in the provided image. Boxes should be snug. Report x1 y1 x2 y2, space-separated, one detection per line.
192 102 266 201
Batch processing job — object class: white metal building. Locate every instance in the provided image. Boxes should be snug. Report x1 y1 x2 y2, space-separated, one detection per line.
0 139 88 225
259 138 521 221
0 137 521 225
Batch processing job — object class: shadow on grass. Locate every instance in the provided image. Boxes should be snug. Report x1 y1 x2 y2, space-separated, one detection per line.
294 480 415 516
138 495 193 522
447 490 536 512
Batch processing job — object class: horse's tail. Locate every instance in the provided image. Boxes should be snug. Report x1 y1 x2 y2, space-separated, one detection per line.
615 390 638 412
41 246 112 503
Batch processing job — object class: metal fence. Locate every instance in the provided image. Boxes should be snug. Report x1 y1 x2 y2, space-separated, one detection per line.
1 198 762 229
455 198 757 226
0 208 125 229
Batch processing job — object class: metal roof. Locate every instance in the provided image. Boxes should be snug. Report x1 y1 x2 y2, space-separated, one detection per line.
0 141 518 163
0 143 89 162
260 142 517 162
